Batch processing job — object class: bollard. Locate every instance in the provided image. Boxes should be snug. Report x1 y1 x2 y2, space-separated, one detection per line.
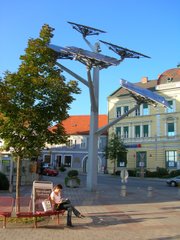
121 185 127 197
147 186 153 197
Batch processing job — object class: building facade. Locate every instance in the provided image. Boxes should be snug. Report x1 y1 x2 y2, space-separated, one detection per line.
41 115 108 173
0 138 37 186
107 67 180 174
0 115 107 186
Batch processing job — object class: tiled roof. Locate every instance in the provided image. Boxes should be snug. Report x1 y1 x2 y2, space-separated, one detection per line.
157 68 180 85
51 115 108 135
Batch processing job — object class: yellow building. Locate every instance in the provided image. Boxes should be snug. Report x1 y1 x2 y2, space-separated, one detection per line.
107 67 180 174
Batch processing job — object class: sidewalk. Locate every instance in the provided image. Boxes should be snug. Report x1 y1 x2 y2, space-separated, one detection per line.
0 175 180 240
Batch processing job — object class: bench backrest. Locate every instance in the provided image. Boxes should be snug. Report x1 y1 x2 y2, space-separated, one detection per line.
0 196 14 213
15 196 32 213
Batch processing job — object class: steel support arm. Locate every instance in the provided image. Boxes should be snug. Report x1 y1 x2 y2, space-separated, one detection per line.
56 62 89 87
96 103 141 136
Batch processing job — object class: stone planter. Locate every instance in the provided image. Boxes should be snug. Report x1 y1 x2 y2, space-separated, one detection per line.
65 177 80 188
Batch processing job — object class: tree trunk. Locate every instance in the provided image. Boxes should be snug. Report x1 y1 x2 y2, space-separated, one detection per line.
16 155 21 200
113 159 116 175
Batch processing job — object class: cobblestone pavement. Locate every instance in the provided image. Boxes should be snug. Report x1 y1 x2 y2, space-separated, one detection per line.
0 175 180 240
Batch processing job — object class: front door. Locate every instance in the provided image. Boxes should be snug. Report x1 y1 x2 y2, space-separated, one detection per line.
136 151 147 177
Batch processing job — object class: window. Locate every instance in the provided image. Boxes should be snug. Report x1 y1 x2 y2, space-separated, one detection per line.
167 122 175 136
67 139 74 148
143 125 149 137
56 155 62 167
116 106 129 117
167 77 173 83
135 106 140 116
142 103 149 115
124 106 129 114
44 155 51 163
2 160 10 174
116 107 121 117
117 152 127 167
64 156 72 167
98 137 107 149
167 100 175 113
166 151 177 168
116 127 121 137
135 125 140 138
136 151 147 168
80 138 86 149
123 126 129 138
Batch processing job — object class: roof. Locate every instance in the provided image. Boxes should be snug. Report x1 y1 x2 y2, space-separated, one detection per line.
51 115 108 135
109 79 157 97
157 68 180 85
109 67 180 98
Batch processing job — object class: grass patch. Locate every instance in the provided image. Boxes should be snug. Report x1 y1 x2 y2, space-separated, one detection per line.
0 216 45 224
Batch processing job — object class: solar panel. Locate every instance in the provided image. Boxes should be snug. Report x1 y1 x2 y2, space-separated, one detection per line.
100 40 150 59
67 21 106 37
48 44 119 69
66 46 119 67
48 44 73 59
120 79 170 108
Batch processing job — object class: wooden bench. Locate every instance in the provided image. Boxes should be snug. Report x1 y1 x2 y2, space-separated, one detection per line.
0 196 14 228
15 196 65 228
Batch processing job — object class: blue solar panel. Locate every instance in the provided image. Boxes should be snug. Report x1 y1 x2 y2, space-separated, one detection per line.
67 21 106 37
120 79 170 108
100 40 150 59
48 44 73 59
67 46 119 66
48 44 119 68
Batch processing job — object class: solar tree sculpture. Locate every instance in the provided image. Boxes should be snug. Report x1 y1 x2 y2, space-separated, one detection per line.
48 22 169 191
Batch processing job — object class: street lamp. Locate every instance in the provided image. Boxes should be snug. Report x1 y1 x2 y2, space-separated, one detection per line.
48 21 151 191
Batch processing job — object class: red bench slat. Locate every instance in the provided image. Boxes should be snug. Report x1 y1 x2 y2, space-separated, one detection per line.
15 196 64 228
0 197 14 228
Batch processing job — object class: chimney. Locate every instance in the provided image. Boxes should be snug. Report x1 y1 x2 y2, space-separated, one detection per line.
141 77 148 84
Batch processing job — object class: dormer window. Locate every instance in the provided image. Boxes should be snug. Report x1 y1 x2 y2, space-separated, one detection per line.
167 77 173 83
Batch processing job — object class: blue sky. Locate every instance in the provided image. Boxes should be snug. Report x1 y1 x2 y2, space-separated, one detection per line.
1 0 180 115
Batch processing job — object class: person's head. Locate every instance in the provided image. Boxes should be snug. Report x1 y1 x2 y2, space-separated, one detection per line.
53 184 63 193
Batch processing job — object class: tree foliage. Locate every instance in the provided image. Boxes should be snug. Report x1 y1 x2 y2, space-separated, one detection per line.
0 24 80 197
104 133 127 174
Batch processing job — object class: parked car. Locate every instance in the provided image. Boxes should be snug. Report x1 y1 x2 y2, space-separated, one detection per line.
42 167 59 176
166 176 180 187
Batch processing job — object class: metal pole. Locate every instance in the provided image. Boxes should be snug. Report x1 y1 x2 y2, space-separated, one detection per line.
96 103 141 136
87 66 99 191
54 60 100 191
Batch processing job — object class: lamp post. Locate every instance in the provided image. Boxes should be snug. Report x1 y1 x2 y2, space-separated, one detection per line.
48 23 120 191
87 64 99 190
48 22 153 191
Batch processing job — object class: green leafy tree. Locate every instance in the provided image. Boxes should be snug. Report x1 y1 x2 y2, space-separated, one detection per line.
104 133 127 174
0 24 80 199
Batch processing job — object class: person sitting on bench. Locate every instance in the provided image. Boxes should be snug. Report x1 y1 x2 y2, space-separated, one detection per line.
50 184 85 227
